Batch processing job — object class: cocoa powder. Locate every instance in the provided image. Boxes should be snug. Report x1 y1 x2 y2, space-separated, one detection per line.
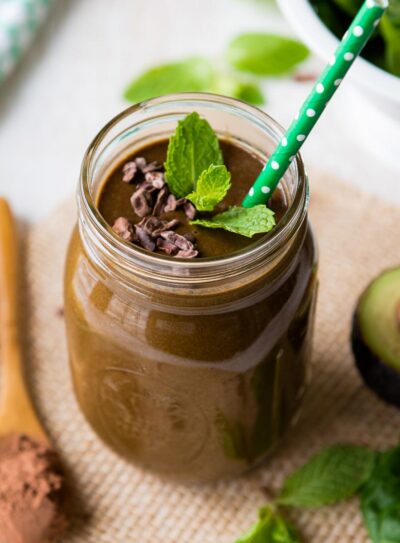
0 434 67 543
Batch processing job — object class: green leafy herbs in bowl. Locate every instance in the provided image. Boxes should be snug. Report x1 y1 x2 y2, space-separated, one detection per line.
310 0 400 76
124 33 310 106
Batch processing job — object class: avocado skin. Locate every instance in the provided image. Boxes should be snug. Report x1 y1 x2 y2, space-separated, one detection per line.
352 314 400 408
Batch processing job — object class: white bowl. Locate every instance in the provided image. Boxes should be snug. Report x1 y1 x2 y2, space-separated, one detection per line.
277 0 400 169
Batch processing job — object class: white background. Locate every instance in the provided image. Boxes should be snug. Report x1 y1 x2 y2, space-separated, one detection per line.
0 0 399 222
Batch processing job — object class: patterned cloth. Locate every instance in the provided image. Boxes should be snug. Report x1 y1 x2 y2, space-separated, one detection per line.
0 0 52 83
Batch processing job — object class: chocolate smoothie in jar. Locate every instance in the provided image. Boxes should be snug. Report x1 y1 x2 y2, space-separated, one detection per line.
64 94 318 482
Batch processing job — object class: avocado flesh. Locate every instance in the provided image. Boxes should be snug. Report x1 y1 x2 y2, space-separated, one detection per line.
352 268 400 408
357 268 400 372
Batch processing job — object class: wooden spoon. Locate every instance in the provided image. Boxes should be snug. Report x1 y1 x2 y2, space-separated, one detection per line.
0 197 47 441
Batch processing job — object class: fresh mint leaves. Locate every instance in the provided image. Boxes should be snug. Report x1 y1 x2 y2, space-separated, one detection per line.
191 205 276 238
361 446 400 543
164 112 275 237
278 444 377 507
124 58 267 106
123 30 312 106
164 112 223 198
211 72 265 105
226 33 309 76
186 165 231 211
233 442 400 543
235 506 300 543
124 58 214 103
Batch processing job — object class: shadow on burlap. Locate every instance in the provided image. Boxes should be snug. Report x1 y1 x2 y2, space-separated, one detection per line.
23 173 400 543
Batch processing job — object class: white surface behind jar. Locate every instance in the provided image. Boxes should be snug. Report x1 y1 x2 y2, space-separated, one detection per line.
0 0 399 222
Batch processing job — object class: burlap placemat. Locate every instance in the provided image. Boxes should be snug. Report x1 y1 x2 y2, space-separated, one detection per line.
24 173 400 543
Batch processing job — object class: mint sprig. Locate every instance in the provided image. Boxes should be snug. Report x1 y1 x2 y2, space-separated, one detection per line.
278 444 377 507
186 165 231 212
235 506 300 543
232 443 400 543
361 446 400 543
164 112 223 198
163 111 276 239
191 205 276 238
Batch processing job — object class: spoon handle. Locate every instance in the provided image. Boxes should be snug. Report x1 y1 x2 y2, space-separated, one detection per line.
0 198 46 439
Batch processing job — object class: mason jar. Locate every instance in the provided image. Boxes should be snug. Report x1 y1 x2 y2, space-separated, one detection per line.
64 93 318 483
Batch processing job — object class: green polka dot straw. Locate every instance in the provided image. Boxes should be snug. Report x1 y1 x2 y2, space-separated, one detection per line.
0 0 53 84
242 0 389 208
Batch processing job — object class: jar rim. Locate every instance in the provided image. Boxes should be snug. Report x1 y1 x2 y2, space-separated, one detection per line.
79 93 308 285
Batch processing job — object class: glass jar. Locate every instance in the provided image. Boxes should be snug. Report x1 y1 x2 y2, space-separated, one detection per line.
64 94 318 483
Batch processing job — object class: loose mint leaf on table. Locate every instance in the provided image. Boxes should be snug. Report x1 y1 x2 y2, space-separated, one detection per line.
186 165 231 211
235 81 265 105
235 506 301 543
211 72 265 105
361 446 400 543
191 205 275 238
226 33 309 76
164 112 223 198
278 444 377 507
123 57 214 103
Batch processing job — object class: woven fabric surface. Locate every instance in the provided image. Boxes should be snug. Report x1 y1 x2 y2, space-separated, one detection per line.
24 173 400 543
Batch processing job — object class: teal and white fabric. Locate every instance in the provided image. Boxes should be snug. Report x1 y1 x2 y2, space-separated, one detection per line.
0 0 52 83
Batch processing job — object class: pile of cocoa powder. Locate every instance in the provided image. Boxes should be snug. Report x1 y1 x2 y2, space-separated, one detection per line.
0 433 67 543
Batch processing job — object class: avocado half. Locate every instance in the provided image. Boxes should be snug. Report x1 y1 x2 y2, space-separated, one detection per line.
351 267 400 408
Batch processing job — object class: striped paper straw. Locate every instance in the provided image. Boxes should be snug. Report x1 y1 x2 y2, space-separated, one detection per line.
242 0 388 208
0 0 53 84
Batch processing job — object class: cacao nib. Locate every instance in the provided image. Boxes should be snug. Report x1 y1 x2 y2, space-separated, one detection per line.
131 188 153 217
134 157 147 172
164 194 177 213
135 225 156 251
122 162 138 183
183 201 196 220
137 216 179 238
176 247 199 259
142 161 162 174
152 187 169 216
112 217 135 241
145 171 165 190
156 238 179 256
151 219 180 238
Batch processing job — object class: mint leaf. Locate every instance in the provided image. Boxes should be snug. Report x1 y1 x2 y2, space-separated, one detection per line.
211 72 265 105
186 165 231 211
278 444 377 507
226 33 309 76
124 58 214 103
235 506 301 543
361 446 400 543
164 112 223 198
381 4 400 76
191 205 275 238
235 81 265 106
